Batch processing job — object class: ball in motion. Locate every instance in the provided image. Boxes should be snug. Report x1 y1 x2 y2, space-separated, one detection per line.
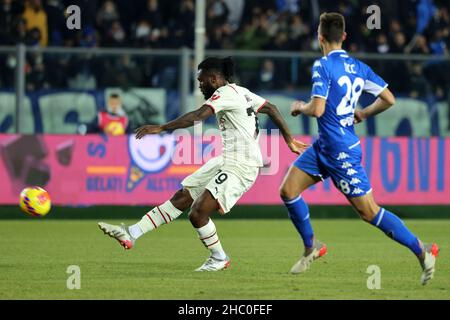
19 187 51 217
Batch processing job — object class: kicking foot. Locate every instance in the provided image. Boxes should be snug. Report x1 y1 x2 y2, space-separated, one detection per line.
195 256 231 272
98 222 135 250
420 243 439 285
290 240 327 274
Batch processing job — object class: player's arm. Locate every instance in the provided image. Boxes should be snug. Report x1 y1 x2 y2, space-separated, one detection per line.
135 105 214 139
290 97 326 118
354 88 395 124
258 102 309 154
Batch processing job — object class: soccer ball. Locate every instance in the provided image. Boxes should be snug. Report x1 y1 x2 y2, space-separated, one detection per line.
19 187 51 217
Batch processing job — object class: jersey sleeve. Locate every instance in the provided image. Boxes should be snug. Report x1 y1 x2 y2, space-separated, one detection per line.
363 65 388 96
246 90 267 113
204 88 235 113
310 59 331 100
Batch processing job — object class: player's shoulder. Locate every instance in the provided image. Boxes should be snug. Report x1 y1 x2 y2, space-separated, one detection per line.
215 83 240 97
208 85 232 103
313 56 329 69
312 56 334 76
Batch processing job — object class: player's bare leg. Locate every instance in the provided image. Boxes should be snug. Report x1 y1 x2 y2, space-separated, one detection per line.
280 166 327 274
98 189 193 249
348 192 439 285
189 190 230 271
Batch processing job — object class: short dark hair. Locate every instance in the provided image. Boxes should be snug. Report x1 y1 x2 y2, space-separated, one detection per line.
319 12 345 43
198 57 235 82
109 93 120 99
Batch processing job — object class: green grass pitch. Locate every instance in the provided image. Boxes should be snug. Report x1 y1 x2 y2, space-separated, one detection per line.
0 219 449 299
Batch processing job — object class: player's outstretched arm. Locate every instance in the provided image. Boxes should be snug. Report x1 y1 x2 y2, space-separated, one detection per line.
259 102 309 154
135 105 214 139
290 97 326 118
354 88 396 124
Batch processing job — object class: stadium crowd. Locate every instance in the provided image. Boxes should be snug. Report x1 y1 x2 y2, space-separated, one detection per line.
0 0 449 99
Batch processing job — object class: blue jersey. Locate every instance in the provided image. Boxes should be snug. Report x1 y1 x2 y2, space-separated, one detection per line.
310 49 387 154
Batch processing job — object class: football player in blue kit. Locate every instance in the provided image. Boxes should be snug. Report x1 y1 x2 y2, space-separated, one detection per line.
280 12 439 285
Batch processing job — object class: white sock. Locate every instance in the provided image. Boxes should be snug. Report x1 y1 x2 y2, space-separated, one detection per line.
128 201 183 239
195 219 227 260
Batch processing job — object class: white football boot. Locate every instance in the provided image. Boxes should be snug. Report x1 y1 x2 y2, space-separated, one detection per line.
290 240 327 274
420 243 439 285
195 255 231 272
98 222 135 250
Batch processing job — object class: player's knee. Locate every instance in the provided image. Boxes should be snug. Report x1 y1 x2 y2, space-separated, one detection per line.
171 189 193 210
279 184 297 200
189 202 208 225
355 207 378 223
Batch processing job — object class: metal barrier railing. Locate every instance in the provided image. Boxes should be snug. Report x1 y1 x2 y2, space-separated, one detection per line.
1 45 449 134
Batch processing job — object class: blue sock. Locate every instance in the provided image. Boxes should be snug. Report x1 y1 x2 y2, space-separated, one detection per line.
283 196 314 248
371 208 422 256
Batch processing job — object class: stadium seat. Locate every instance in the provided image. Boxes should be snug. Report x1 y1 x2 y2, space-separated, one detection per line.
375 98 430 137
39 93 97 134
0 93 34 134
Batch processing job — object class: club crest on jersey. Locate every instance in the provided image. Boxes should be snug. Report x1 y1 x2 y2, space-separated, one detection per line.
219 117 226 131
347 168 358 176
352 187 364 195
337 152 349 160
350 177 362 185
341 162 352 169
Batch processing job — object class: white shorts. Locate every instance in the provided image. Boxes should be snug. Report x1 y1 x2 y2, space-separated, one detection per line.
181 156 259 214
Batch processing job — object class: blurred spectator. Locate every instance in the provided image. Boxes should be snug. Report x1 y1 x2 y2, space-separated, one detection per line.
79 25 98 48
408 35 430 54
289 15 310 48
25 52 49 91
96 0 119 35
67 53 97 90
207 0 229 29
376 34 390 54
82 93 129 135
12 17 29 44
391 32 407 53
223 0 244 31
258 59 276 90
174 0 195 47
416 0 437 34
409 63 431 99
258 59 286 90
140 0 162 28
276 0 299 14
0 53 16 87
0 0 446 58
22 0 48 46
423 27 449 99
103 20 126 47
0 0 24 44
98 55 143 88
44 0 65 46
0 0 449 98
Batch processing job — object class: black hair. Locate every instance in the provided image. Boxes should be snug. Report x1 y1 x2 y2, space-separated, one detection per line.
319 12 345 43
198 57 235 82
109 93 120 99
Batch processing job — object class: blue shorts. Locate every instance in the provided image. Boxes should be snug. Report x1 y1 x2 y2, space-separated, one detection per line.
293 141 372 198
